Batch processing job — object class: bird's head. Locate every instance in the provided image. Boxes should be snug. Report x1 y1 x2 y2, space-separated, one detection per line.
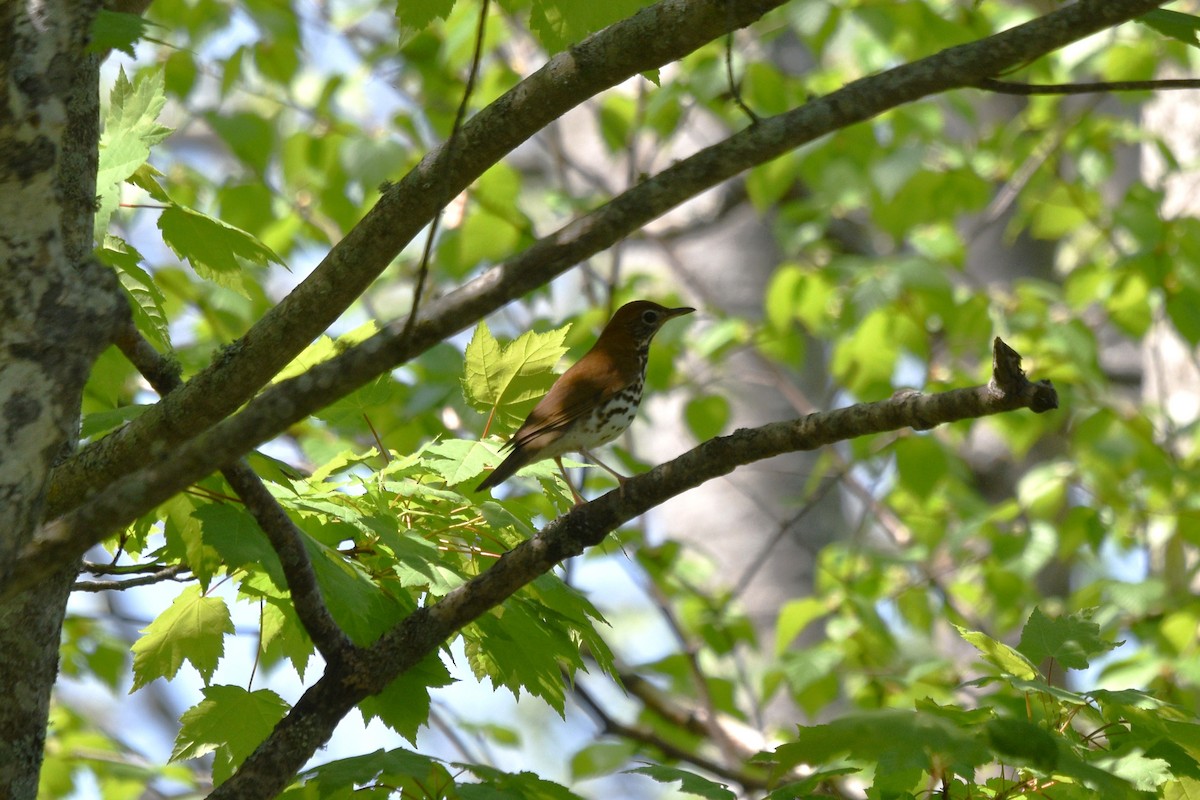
605 300 695 344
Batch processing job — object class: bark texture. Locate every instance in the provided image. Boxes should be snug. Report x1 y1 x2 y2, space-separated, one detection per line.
0 4 123 797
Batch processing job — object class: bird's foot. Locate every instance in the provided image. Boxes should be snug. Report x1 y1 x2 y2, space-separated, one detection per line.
555 458 587 506
581 448 629 486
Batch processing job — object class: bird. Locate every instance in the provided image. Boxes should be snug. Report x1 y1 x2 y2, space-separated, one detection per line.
476 300 695 503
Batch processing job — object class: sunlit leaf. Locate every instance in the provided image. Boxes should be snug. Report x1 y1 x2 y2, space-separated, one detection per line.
131 586 235 690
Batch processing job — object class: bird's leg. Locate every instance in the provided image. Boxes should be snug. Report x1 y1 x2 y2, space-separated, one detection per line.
580 449 628 485
555 457 586 506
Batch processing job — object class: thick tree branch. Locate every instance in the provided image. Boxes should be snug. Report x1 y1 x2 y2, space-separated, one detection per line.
12 0 1147 599
205 339 1055 798
45 0 791 518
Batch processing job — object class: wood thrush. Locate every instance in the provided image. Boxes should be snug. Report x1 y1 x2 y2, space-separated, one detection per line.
476 300 694 502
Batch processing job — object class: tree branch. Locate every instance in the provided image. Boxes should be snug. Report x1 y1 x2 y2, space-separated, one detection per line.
72 564 189 592
978 76 1200 95
570 680 773 792
45 0 791 519
205 338 1056 798
221 461 356 665
112 318 182 395
12 0 1137 599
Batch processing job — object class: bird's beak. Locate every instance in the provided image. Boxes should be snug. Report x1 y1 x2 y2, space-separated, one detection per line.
665 306 696 320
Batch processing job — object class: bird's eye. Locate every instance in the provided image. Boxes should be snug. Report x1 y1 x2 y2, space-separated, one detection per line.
641 310 659 324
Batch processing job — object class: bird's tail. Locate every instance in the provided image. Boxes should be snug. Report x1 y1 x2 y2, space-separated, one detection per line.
475 448 528 493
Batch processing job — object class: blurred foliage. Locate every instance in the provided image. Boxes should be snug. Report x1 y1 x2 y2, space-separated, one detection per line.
57 0 1200 798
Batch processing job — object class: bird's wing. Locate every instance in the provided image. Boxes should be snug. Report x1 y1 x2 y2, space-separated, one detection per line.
507 353 630 450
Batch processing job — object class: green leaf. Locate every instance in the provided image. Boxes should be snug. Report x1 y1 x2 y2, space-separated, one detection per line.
81 403 150 439
300 747 453 795
358 654 455 743
253 38 299 86
1054 746 1147 798
1028 184 1096 240
462 320 570 431
684 394 730 442
158 204 285 290
207 111 276 175
1107 269 1153 337
454 208 523 274
425 437 496 486
773 709 991 779
194 503 287 589
830 308 902 398
397 0 457 33
525 0 651 53
221 46 246 98
99 235 172 350
131 586 235 690
874 168 990 237
1138 9 1200 48
307 539 411 646
1017 608 1119 671
765 264 804 333
1090 687 1178 712
458 765 586 799
760 769 861 799
127 163 172 202
257 597 314 680
775 597 827 655
164 49 198 97
780 644 842 714
1164 776 1200 799
97 66 171 233
372 526 463 594
163 496 221 590
985 718 1058 771
1102 750 1175 792
954 624 1038 680
527 574 616 678
571 741 637 780
893 434 950 500
89 10 158 56
1009 677 1090 706
171 685 289 784
626 765 736 800
276 320 378 382
463 591 602 713
1166 286 1200 344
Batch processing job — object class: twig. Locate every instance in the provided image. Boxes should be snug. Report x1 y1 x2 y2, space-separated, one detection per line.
642 579 743 767
725 28 758 123
977 76 1200 95
82 560 177 575
72 564 190 592
731 470 844 598
571 679 771 791
112 318 182 393
401 0 492 346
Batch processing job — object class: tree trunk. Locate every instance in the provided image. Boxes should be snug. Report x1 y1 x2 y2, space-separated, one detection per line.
0 4 123 796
